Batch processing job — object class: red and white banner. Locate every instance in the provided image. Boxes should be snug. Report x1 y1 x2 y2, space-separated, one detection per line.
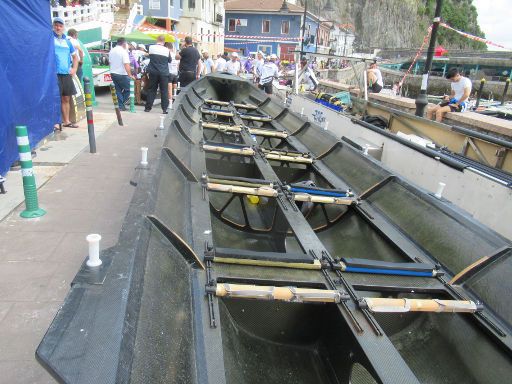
440 23 510 50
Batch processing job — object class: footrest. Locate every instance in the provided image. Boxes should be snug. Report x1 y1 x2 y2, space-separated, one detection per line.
341 258 441 277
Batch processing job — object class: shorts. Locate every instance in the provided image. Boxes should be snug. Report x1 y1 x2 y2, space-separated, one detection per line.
370 82 382 93
57 74 76 96
439 100 465 112
258 82 272 95
168 73 179 84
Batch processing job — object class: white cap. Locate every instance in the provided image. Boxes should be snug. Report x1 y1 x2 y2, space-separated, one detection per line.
231 52 238 57
270 54 278 59
138 43 146 50
130 41 137 47
257 50 264 56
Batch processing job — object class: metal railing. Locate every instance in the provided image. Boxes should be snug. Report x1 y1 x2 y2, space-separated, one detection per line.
50 0 115 26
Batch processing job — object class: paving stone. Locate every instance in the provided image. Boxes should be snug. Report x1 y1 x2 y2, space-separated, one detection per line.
0 301 61 361
0 262 59 302
0 360 56 384
0 231 65 262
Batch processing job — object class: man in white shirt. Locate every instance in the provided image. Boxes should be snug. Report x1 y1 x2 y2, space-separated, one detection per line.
67 29 83 83
258 54 279 95
225 52 241 76
109 37 135 111
215 52 227 72
367 62 383 93
297 56 318 91
427 67 472 122
202 51 215 75
253 51 264 84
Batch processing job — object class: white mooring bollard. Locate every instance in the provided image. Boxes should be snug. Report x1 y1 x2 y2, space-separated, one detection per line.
140 147 148 166
435 182 446 199
300 107 304 116
159 115 165 130
86 234 102 267
323 121 329 131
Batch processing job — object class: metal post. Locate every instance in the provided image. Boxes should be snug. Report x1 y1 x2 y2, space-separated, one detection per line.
501 78 510 105
83 77 97 153
129 79 136 113
301 0 308 54
363 62 368 101
294 51 299 95
110 84 124 126
474 78 486 110
415 0 443 117
15 125 46 218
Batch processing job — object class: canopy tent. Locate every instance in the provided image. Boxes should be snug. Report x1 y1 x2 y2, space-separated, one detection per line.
138 22 197 44
0 0 60 176
111 30 158 45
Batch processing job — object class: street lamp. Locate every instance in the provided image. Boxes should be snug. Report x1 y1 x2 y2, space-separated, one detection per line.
415 0 443 116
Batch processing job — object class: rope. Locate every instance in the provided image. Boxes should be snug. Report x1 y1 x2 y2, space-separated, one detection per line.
399 25 432 86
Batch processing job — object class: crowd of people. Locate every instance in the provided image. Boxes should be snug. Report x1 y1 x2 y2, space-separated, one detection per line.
107 38 323 113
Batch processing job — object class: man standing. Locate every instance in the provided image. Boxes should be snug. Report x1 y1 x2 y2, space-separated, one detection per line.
215 52 227 73
367 62 383 93
53 17 79 129
258 54 279 95
426 68 472 122
109 37 134 111
298 56 318 91
202 51 214 75
145 35 172 113
253 51 264 83
225 52 241 76
176 36 201 87
67 28 83 84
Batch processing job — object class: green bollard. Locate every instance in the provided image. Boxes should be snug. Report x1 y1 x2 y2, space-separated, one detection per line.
129 79 136 113
15 125 46 218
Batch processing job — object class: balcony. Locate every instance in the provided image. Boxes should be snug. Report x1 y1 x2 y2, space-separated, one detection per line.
50 0 115 27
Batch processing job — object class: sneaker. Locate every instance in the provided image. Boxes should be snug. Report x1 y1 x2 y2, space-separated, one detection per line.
119 105 127 111
162 110 168 114
144 108 151 112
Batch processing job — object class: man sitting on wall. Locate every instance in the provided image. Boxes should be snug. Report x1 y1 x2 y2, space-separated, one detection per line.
367 62 383 93
426 68 472 122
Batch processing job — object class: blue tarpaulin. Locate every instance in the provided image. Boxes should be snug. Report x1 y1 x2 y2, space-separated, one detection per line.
0 0 60 176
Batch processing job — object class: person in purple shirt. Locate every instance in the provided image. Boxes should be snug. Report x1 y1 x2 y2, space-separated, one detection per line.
128 42 140 77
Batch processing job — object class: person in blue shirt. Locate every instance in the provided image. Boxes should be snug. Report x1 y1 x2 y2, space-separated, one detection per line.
53 17 79 129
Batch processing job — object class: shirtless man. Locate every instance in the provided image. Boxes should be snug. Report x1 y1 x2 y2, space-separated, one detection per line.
367 62 383 93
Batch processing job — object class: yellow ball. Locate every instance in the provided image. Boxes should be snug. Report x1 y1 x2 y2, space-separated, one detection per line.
247 195 260 204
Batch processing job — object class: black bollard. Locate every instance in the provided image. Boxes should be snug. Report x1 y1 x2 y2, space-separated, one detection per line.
474 78 485 110
110 84 124 126
83 77 97 153
501 78 510 105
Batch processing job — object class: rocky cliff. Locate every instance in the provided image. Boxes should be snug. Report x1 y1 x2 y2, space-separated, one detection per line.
299 0 486 50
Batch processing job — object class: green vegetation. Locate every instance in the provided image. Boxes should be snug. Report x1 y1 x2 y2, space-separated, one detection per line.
422 0 487 50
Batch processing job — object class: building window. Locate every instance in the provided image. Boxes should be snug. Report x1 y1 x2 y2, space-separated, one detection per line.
208 29 210 43
200 27 203 42
149 0 161 10
281 21 289 34
189 0 195 9
257 45 272 55
228 18 236 32
262 20 270 33
169 0 174 7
